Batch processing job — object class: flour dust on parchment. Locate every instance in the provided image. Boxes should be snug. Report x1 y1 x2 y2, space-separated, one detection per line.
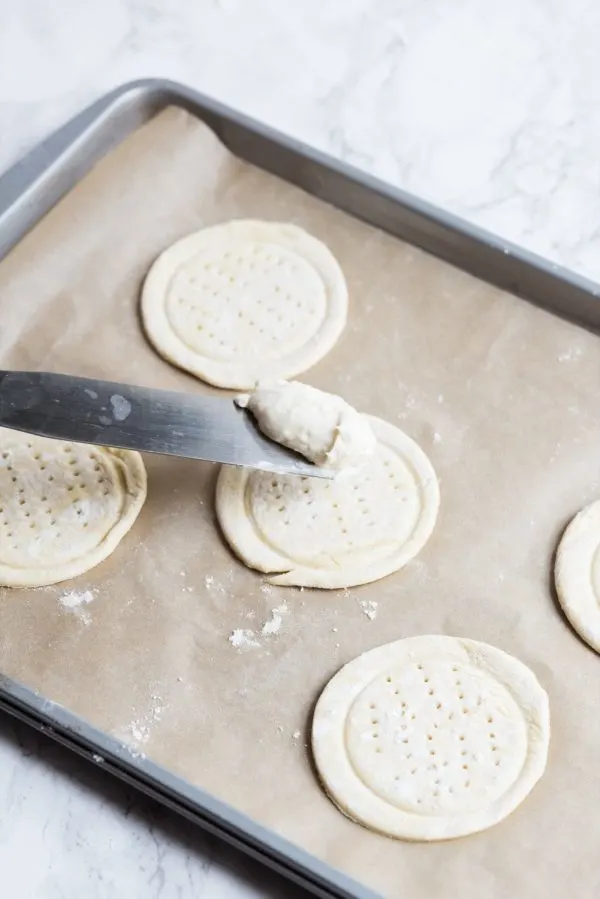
357 598 378 621
228 601 289 650
204 574 226 593
113 691 167 759
57 589 96 625
557 344 583 363
227 583 390 652
129 696 163 745
229 628 260 649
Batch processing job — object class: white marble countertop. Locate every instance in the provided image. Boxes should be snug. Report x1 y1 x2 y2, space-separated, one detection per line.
1 1 599 896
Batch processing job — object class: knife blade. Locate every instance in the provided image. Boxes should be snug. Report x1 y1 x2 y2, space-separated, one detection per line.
0 371 333 479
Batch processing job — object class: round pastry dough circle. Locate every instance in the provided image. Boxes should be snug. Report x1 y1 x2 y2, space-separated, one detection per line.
0 430 146 587
141 220 348 389
216 416 439 589
555 500 600 653
312 635 549 841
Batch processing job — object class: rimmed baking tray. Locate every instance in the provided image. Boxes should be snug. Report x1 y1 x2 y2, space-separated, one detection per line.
0 80 599 899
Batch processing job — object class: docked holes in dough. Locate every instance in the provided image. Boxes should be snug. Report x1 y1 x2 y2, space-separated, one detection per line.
216 415 439 589
311 635 550 841
141 220 348 389
555 499 600 653
0 430 146 587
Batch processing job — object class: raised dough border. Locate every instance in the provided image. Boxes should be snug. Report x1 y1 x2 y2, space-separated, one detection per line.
311 635 550 841
215 415 440 589
0 447 147 588
555 499 600 654
141 220 348 389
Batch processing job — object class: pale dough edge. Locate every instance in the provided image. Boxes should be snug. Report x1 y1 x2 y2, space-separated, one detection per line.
311 635 550 841
215 416 440 589
554 500 600 654
0 448 147 588
141 220 348 389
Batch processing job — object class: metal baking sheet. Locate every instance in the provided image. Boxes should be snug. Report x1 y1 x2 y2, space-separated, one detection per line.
3 80 600 329
0 80 599 899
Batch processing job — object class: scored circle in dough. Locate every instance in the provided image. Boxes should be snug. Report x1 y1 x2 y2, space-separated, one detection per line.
141 220 348 389
0 429 146 587
216 415 439 589
312 635 550 841
555 499 600 653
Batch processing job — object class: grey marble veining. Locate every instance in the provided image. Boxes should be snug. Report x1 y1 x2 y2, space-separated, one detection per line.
0 714 306 898
1 1 599 896
2 0 600 282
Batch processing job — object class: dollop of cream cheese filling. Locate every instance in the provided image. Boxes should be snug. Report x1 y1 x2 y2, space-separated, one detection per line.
236 380 377 470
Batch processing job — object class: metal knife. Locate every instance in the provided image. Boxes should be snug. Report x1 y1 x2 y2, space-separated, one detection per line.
0 370 333 479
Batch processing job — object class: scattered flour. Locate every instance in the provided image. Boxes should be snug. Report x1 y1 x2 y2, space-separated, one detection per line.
229 628 260 649
125 746 146 762
58 589 95 625
204 574 227 594
261 602 289 637
92 753 105 764
433 431 442 444
128 695 164 746
230 603 289 648
261 612 283 636
130 720 150 743
557 346 583 363
59 589 94 610
358 599 378 621
292 730 301 740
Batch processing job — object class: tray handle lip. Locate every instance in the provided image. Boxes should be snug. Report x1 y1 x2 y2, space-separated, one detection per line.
2 75 600 316
115 78 600 305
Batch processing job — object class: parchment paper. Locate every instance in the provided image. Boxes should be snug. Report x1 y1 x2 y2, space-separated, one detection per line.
1 107 600 899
